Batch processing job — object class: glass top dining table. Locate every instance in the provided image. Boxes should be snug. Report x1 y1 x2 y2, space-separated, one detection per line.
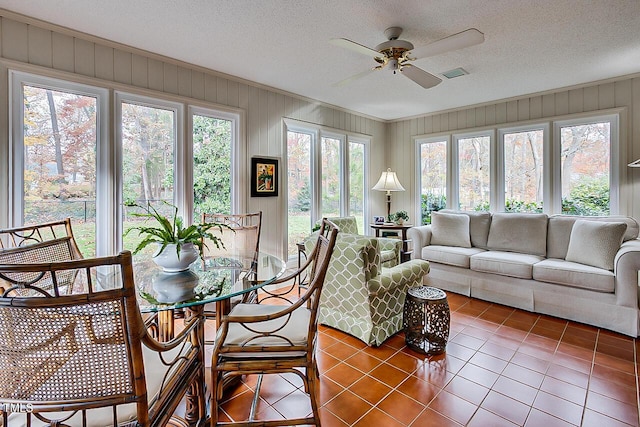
134 252 287 313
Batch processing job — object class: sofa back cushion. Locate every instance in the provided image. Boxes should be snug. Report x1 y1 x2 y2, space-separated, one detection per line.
487 213 548 256
430 211 471 248
547 215 639 259
441 210 492 248
565 220 626 270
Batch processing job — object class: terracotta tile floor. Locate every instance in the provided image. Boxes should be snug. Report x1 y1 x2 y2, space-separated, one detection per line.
204 291 640 426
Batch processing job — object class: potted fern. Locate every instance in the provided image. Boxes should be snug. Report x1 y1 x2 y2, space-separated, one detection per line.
124 201 226 272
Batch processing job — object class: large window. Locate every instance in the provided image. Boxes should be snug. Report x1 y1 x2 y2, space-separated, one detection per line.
285 122 369 258
11 72 107 256
457 135 491 211
10 71 241 257
558 120 612 215
416 114 619 218
501 128 545 212
119 96 179 257
321 136 341 218
287 130 313 258
192 113 233 218
348 141 365 233
418 138 447 224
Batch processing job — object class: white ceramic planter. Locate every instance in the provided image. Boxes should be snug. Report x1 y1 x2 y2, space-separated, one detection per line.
152 270 199 303
153 243 199 272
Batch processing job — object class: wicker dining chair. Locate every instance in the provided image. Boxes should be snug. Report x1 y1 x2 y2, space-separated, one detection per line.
210 218 339 427
201 212 262 326
0 218 83 256
0 219 84 296
0 250 205 427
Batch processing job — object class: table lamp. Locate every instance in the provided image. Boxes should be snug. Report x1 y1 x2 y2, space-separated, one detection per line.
372 168 405 220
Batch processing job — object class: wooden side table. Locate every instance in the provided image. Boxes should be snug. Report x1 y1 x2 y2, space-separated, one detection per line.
370 223 413 263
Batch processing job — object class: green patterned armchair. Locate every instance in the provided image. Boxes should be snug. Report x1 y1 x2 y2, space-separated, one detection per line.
306 233 430 346
322 216 400 267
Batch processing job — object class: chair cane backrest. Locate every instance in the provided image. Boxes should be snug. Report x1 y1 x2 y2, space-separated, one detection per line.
0 251 202 426
0 252 150 425
201 212 262 266
0 218 83 257
0 219 83 296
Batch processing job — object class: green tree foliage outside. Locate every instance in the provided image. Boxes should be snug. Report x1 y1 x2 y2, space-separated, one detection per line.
193 115 232 216
421 193 446 224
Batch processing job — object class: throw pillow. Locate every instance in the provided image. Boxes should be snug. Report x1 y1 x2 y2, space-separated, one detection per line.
565 220 626 270
430 211 471 248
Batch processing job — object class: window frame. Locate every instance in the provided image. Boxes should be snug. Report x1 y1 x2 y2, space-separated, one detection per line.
497 123 551 213
552 113 620 215
452 129 496 211
414 110 623 218
9 70 111 254
9 70 244 257
187 105 243 223
414 135 451 224
283 119 370 259
115 91 184 255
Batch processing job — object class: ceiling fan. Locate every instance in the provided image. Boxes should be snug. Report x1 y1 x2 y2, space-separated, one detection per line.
330 27 484 89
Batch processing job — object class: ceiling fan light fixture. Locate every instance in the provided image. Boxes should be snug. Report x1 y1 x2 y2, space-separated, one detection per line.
388 58 399 72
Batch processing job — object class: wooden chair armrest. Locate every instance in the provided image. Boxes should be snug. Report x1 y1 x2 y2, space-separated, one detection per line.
141 313 200 352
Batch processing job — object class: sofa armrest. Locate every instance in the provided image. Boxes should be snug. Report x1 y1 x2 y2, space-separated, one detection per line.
407 225 432 260
614 239 640 308
367 259 430 296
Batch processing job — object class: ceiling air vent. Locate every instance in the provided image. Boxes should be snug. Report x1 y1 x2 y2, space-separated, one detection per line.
442 67 469 79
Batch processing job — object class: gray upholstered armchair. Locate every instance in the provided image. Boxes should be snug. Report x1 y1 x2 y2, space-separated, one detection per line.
306 232 430 346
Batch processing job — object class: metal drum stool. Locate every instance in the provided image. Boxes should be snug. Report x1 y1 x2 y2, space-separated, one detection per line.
403 286 450 355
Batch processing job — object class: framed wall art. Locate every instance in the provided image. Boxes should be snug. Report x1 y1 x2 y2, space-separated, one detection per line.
251 157 279 197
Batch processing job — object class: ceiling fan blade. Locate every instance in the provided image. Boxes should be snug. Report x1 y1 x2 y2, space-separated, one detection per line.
330 38 381 59
332 68 375 87
411 28 484 59
401 65 442 89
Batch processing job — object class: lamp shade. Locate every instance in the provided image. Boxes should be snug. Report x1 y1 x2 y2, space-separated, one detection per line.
372 168 405 192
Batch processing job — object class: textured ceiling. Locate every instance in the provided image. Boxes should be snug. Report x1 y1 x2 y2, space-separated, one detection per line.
2 0 640 121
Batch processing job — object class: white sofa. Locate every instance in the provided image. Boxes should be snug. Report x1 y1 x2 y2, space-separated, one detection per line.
408 210 640 336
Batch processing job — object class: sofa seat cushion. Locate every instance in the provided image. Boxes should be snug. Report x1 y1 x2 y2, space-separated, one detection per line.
470 251 544 279
422 246 486 268
532 259 615 292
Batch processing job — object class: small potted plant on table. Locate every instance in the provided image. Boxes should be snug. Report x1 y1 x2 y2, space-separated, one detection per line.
390 210 409 225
